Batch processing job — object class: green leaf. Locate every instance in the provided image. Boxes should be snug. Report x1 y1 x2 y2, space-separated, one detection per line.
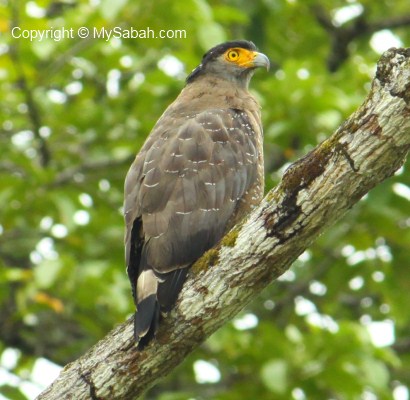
34 259 62 289
260 359 288 394
197 22 226 50
361 359 390 389
99 0 129 21
0 385 28 400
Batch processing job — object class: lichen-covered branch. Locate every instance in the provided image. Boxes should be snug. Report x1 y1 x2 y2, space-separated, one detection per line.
37 48 410 400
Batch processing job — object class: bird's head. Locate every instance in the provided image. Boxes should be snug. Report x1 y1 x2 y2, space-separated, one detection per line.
186 40 270 88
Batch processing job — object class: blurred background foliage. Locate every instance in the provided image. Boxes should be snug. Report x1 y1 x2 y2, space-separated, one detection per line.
0 0 410 399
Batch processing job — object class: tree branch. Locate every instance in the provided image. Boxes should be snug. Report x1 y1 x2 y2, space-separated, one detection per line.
313 5 410 72
9 1 51 167
49 155 135 187
37 48 410 400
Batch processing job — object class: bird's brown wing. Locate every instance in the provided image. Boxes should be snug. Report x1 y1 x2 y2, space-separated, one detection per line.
124 108 261 346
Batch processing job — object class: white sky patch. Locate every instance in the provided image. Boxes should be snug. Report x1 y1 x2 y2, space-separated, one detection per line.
30 358 62 390
40 216 53 230
395 166 405 176
12 130 34 148
343 239 392 265
129 72 145 90
107 69 121 98
376 243 393 263
362 391 378 400
65 81 83 96
294 296 316 316
394 385 409 400
370 30 403 54
306 313 339 333
264 299 275 310
296 68 310 80
399 218 410 229
73 210 90 225
25 148 37 159
51 224 68 238
39 126 51 138
47 89 67 104
25 1 46 18
17 103 28 113
361 297 373 308
298 250 311 263
0 354 62 400
309 280 327 296
349 275 364 290
99 179 111 192
30 251 42 265
233 313 258 330
332 4 364 26
360 193 369 202
275 69 286 80
120 55 133 68
0 348 20 370
278 270 295 282
360 314 372 325
36 237 58 260
0 44 9 58
393 183 410 201
23 313 39 327
292 387 307 400
380 303 391 314
365 320 395 347
364 247 377 260
158 55 185 78
72 68 84 79
372 271 385 283
109 37 122 49
79 193 93 208
347 250 366 265
341 244 355 257
193 360 221 384
3 120 13 130
20 381 43 400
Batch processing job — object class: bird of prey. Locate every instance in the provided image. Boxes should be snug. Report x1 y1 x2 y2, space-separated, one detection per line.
124 40 269 349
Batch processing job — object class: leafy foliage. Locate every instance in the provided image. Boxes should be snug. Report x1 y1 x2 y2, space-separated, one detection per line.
0 0 409 399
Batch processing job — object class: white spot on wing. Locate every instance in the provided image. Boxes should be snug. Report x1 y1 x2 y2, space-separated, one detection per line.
144 182 160 188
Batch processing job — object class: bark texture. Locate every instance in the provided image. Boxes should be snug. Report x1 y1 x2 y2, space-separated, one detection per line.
38 47 410 400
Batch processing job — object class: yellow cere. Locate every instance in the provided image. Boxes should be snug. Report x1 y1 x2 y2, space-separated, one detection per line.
224 48 257 68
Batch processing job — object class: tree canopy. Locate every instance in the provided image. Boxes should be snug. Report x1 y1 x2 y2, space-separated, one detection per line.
1 0 409 399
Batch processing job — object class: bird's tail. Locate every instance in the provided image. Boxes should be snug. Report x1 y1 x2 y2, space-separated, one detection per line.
134 269 159 349
134 298 160 350
134 267 188 349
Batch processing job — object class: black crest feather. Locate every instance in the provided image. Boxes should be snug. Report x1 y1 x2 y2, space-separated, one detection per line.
186 40 257 83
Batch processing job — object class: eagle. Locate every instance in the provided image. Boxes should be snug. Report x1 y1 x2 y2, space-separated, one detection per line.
124 40 269 348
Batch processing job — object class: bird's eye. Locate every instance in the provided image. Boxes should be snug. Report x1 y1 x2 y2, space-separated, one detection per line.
227 50 240 61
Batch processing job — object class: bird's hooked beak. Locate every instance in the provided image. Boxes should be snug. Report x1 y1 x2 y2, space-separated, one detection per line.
249 51 270 70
